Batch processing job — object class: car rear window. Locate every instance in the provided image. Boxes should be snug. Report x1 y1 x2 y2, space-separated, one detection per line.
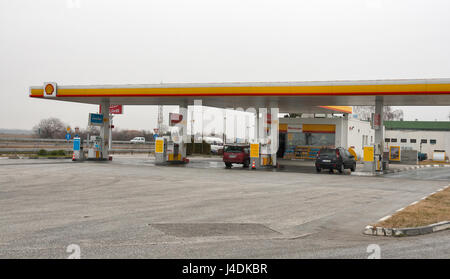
224 146 243 153
319 149 336 156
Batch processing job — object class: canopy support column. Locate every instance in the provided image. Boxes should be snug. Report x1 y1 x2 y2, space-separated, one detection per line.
100 99 110 160
374 96 384 171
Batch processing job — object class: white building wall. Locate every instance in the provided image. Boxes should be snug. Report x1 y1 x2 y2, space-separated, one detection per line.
346 118 374 159
384 130 450 159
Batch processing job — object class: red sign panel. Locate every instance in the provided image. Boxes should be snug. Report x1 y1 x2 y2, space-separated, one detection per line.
99 105 123 114
169 113 183 126
373 113 381 130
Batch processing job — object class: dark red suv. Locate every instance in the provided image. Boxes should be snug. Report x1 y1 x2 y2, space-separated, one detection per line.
223 144 250 168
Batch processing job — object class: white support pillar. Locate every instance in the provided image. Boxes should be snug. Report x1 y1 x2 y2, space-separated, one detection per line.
100 99 110 160
179 106 188 160
270 107 279 167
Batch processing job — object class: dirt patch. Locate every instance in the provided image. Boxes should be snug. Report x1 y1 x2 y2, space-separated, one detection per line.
375 186 450 228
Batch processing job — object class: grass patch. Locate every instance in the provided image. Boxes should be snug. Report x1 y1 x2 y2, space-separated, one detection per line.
28 155 72 158
374 186 450 228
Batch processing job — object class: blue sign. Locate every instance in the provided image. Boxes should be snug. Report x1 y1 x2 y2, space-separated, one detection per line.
89 113 104 126
73 138 80 151
153 134 159 140
65 133 71 140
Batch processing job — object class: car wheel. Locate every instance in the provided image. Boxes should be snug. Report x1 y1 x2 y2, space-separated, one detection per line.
225 162 232 168
243 160 250 168
338 164 344 173
316 167 321 172
350 163 356 172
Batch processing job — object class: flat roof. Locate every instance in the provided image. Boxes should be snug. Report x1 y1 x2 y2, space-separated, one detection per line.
385 121 450 131
29 78 450 111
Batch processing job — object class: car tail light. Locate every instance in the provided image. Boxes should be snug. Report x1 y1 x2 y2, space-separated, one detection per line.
336 149 340 159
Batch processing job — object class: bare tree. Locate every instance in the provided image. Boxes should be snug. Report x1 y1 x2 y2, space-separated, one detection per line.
352 106 404 121
383 106 404 121
286 113 302 118
33 118 66 139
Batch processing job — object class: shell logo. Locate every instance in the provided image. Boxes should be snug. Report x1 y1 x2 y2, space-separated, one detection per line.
45 83 55 95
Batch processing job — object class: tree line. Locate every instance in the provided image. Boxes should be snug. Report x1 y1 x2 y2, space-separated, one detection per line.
33 117 157 141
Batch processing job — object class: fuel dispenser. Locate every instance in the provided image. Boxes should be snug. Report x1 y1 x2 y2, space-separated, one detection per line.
250 108 279 169
155 137 187 164
259 138 276 167
87 135 104 160
155 137 167 164
374 143 383 172
363 145 385 172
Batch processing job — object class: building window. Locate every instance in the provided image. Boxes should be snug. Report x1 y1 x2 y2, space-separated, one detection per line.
385 138 391 143
410 139 417 143
401 139 407 143
430 139 437 144
391 138 397 143
421 139 427 144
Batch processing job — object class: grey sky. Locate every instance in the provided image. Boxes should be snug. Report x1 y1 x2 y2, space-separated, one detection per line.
1 0 450 132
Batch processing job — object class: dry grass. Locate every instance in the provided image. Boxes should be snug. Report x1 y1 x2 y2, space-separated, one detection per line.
375 186 450 228
0 133 35 138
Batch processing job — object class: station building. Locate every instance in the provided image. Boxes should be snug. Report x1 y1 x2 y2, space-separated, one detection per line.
279 117 450 162
279 114 374 160
384 121 450 160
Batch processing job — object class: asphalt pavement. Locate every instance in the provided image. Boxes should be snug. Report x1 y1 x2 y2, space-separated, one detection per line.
0 156 448 258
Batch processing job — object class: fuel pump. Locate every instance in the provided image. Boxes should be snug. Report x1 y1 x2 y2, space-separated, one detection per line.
87 135 103 160
155 137 167 164
374 143 383 172
154 136 187 164
253 108 279 169
86 112 106 161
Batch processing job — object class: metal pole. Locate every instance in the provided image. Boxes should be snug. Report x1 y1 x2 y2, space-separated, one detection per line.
223 109 226 144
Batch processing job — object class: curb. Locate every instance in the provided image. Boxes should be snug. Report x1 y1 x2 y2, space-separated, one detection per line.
364 221 450 237
383 164 450 174
363 184 450 237
351 164 450 176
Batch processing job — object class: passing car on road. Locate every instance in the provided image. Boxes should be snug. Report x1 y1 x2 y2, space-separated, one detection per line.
204 136 224 155
223 144 250 168
210 144 224 155
315 147 356 173
130 137 146 143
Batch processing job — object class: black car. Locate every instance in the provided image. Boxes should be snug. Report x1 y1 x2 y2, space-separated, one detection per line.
315 148 356 173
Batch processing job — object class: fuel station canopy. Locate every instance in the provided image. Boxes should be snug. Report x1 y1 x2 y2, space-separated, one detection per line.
30 78 450 112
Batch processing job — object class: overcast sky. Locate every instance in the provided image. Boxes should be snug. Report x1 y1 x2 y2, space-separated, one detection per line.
1 0 450 132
